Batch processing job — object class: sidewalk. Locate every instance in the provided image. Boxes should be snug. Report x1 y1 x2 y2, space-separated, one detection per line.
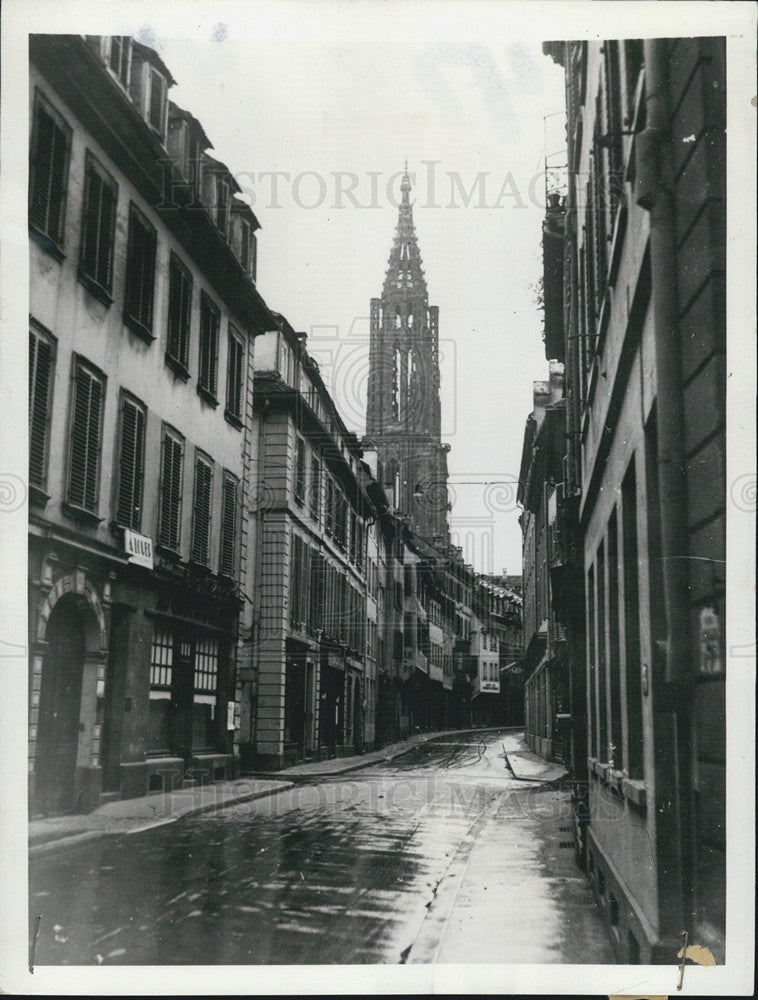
28 728 484 856
28 727 558 857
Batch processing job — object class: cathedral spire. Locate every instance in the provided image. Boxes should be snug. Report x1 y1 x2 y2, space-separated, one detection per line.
384 166 426 300
367 164 450 545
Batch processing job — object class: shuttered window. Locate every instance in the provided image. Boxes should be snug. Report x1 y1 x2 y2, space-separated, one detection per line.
29 94 71 248
124 203 157 337
294 438 306 505
219 472 238 578
166 254 192 370
225 326 244 422
215 175 230 236
325 477 334 535
191 452 213 566
29 325 56 489
310 457 321 519
239 218 251 273
109 36 132 88
79 154 117 299
159 427 184 551
115 392 146 530
67 358 105 513
198 292 220 399
148 67 167 137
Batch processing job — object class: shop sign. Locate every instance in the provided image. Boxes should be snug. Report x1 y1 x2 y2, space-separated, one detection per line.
124 529 154 569
479 680 500 693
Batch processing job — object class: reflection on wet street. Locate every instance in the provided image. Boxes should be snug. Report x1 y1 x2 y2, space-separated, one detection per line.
30 730 614 965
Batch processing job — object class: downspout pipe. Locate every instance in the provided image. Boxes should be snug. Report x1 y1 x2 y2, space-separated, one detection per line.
635 39 691 685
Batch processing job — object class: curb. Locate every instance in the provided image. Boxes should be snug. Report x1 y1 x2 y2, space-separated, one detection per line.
29 781 296 858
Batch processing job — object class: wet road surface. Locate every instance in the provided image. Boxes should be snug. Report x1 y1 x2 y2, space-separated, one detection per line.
29 730 614 965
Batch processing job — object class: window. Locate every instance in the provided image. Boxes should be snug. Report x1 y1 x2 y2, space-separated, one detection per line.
79 153 117 302
148 624 173 754
334 492 347 549
29 324 56 492
239 217 257 280
225 326 244 424
349 510 357 563
219 472 239 578
608 510 622 768
596 540 608 762
67 358 105 515
193 636 218 750
115 391 146 530
148 66 167 137
191 452 213 566
310 456 321 519
159 426 184 552
214 175 230 236
123 203 157 338
621 458 643 778
166 254 192 373
108 36 132 88
294 437 306 505
325 477 334 535
198 292 220 401
29 92 71 251
239 217 251 272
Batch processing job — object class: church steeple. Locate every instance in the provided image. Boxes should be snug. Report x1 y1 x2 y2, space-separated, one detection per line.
366 167 450 545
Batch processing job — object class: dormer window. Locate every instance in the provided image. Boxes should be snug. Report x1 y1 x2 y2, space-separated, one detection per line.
109 36 132 89
214 175 230 236
148 66 167 138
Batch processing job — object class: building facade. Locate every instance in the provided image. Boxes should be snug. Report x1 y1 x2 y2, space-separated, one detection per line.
537 37 727 962
28 34 273 814
241 317 380 768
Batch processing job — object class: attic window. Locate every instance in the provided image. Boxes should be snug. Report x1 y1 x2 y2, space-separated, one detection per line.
109 37 132 88
148 67 167 137
214 176 230 236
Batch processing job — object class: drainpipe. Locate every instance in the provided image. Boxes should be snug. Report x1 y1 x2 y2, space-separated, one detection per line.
635 39 691 685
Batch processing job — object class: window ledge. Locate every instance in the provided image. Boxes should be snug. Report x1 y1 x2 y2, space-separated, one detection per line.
155 543 182 562
123 311 155 344
29 226 66 262
165 354 190 382
29 483 51 509
224 409 243 430
196 384 219 409
77 270 113 307
62 501 103 527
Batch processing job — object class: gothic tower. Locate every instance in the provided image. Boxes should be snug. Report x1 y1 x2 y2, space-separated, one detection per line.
366 169 450 544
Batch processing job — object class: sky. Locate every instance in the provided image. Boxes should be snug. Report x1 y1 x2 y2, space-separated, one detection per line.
147 22 566 577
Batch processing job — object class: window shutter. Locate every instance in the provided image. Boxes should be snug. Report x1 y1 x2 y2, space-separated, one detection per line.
226 330 243 418
160 432 183 550
68 364 102 512
117 396 145 529
125 208 156 330
30 108 55 234
199 295 218 395
149 69 165 133
81 167 103 281
29 330 54 487
192 456 213 565
219 475 238 577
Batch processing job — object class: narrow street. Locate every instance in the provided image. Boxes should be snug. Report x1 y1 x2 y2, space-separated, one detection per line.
30 730 614 966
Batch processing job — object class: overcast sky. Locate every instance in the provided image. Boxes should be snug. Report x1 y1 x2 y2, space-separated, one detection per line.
145 22 565 576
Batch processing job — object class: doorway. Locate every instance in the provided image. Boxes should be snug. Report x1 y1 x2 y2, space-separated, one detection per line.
35 600 85 815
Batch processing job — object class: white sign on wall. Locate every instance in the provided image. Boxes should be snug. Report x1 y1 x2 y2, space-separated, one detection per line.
124 529 154 569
